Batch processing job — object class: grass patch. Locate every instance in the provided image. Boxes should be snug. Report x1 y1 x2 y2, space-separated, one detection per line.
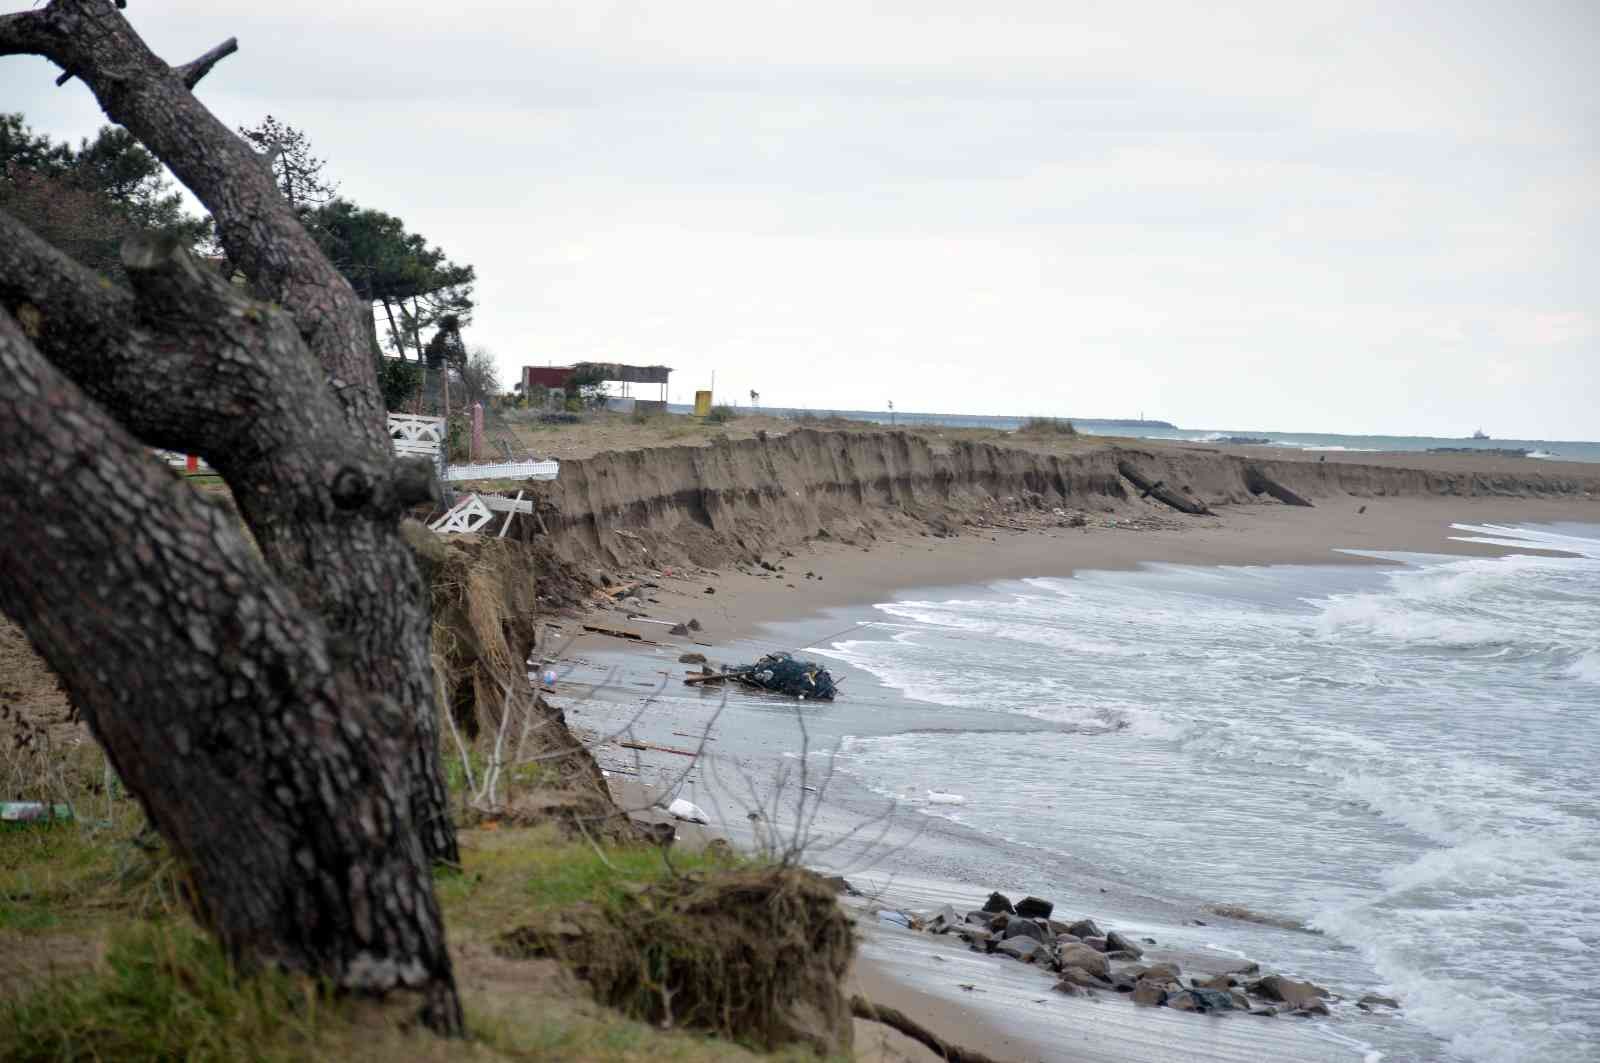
1 922 334 1062
704 404 739 424
436 826 737 934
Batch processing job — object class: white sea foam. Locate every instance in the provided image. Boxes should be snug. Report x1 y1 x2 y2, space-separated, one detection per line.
827 523 1600 1062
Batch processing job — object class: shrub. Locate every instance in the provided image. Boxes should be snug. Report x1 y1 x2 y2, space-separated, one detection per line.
705 404 739 423
1016 417 1077 436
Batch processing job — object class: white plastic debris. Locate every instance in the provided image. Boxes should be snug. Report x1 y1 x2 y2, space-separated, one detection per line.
926 791 966 805
667 797 709 824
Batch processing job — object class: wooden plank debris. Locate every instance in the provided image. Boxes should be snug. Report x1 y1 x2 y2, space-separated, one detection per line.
618 740 699 757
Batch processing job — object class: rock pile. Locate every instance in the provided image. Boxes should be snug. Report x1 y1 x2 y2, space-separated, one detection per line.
892 891 1365 1021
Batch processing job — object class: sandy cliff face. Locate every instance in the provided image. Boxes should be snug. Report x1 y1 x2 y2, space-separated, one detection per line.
525 429 1600 569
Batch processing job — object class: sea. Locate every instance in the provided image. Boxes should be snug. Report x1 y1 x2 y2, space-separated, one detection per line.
563 521 1600 1063
659 402 1600 464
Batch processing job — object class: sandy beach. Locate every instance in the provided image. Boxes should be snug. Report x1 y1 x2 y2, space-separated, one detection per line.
557 491 1599 1062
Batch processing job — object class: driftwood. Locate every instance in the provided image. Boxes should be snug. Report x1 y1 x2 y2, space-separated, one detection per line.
850 996 1007 1063
1116 460 1214 515
618 740 699 758
683 672 729 686
580 624 655 644
1243 466 1314 507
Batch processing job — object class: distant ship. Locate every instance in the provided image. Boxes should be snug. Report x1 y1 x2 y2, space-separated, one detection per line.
1472 428 1490 440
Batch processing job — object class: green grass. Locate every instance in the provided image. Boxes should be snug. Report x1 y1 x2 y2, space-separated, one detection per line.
2 922 333 1063
435 827 738 930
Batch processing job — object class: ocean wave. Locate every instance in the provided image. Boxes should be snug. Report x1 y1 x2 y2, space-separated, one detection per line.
1568 650 1600 684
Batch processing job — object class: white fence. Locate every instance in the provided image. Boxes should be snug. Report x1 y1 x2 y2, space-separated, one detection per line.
442 459 559 482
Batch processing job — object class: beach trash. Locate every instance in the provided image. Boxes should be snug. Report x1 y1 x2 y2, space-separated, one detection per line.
730 652 838 700
667 797 709 824
541 669 557 688
926 791 966 806
1 802 72 825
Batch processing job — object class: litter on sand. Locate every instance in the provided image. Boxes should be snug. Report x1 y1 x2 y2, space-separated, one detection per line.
667 797 709 824
683 651 838 700
926 791 966 806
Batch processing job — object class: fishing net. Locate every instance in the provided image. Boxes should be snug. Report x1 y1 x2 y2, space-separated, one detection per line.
735 652 837 700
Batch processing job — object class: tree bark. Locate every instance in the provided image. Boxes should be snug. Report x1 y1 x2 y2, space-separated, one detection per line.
0 0 458 869
0 0 466 1029
0 307 462 1031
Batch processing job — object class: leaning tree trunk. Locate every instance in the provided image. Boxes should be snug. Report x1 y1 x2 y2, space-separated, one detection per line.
0 0 463 1029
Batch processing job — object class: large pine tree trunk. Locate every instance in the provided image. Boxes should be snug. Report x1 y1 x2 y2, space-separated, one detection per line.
0 0 464 1029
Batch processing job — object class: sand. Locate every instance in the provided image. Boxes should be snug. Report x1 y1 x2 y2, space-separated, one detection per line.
629 494 1597 639
572 493 1598 1062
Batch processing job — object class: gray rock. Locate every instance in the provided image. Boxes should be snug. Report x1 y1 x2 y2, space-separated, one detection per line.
1056 943 1110 978
996 937 1047 964
1358 994 1400 1009
928 904 962 933
1293 999 1331 1017
1196 973 1237 990
677 651 706 663
1230 991 1251 1011
1084 936 1109 952
1249 975 1330 1009
1167 990 1200 1012
982 891 1015 914
1104 931 1143 958
1104 950 1141 961
1003 918 1044 943
670 625 691 637
1139 962 1182 982
964 910 992 925
1131 982 1167 1007
1187 988 1237 1012
1066 919 1103 939
1015 895 1054 919
955 927 992 947
1046 919 1074 936
1216 958 1261 976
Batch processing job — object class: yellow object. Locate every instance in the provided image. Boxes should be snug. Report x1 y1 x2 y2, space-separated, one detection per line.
694 390 713 417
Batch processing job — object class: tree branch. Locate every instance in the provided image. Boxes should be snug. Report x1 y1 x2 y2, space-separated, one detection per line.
175 36 236 89
10 0 385 449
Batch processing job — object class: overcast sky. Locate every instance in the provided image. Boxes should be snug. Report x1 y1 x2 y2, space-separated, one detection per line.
6 1 1596 438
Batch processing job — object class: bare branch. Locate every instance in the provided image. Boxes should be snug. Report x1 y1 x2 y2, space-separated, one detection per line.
175 35 236 88
10 0 384 446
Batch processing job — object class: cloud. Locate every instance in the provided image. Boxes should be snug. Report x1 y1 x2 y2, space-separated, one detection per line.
2 0 1595 437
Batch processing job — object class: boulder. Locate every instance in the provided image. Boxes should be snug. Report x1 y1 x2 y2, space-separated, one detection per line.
964 910 993 926
1186 988 1237 1013
1230 991 1251 1011
1066 919 1103 939
1046 920 1075 936
1104 950 1141 961
927 904 962 933
1139 962 1181 983
1131 982 1167 1007
1056 965 1105 990
1358 994 1400 1009
996 937 1047 964
1055 943 1110 978
982 891 1015 914
1002 918 1044 943
955 927 992 948
1196 973 1236 990
1014 896 1054 919
1293 999 1331 1017
1084 936 1109 952
1105 931 1143 958
1249 975 1330 1009
678 651 707 664
1167 990 1200 1012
